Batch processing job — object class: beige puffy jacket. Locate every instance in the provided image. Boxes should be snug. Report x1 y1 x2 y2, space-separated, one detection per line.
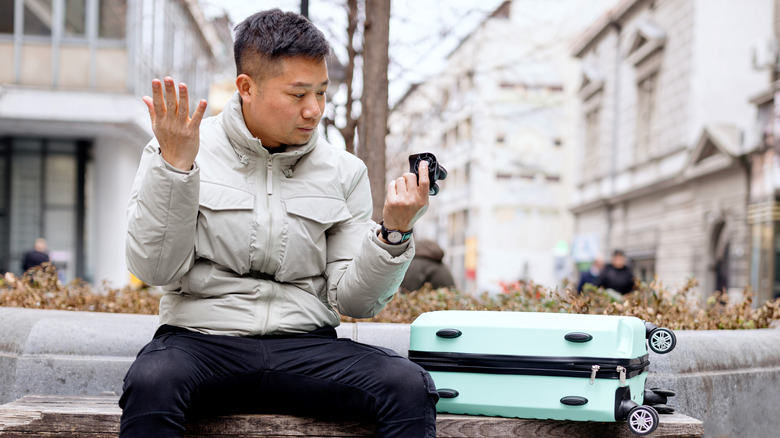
126 92 414 336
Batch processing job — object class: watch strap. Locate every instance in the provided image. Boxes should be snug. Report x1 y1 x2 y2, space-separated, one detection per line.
380 222 413 244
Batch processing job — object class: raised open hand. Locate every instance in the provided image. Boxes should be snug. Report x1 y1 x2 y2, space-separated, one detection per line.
142 77 207 171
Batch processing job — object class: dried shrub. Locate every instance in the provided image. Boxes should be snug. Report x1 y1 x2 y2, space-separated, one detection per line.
3 265 780 330
1 263 159 315
343 278 780 330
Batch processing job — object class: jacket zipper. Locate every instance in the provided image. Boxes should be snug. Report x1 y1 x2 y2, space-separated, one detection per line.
266 157 273 195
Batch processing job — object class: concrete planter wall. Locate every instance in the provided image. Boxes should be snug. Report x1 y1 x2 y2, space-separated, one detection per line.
1 306 778 438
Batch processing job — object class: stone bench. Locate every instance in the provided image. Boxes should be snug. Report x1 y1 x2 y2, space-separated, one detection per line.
0 394 703 438
6 307 780 436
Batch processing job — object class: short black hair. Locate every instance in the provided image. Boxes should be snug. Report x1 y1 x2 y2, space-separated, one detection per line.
233 9 330 83
612 249 625 257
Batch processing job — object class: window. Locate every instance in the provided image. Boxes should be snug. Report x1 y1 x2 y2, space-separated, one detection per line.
633 257 656 284
460 118 472 143
584 107 601 171
0 0 14 34
24 0 53 36
447 210 468 247
636 72 658 161
98 0 126 39
64 0 87 37
0 137 88 282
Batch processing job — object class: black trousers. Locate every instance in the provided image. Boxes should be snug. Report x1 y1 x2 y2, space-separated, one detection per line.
119 325 438 438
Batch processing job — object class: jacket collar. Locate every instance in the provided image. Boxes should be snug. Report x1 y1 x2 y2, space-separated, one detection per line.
222 91 318 168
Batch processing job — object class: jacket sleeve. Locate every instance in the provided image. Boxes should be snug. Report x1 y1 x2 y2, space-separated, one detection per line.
325 165 415 319
126 141 199 286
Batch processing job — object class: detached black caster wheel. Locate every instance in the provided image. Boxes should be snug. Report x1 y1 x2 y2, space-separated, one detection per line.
650 388 676 398
627 405 659 436
643 390 665 405
648 328 676 354
653 404 675 414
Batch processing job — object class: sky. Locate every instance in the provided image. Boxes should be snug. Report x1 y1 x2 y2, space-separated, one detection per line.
200 0 507 104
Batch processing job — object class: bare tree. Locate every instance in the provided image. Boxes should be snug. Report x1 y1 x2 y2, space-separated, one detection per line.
358 0 391 222
339 0 360 154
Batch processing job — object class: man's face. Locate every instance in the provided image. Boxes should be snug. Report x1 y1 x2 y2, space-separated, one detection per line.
240 57 328 147
612 254 626 269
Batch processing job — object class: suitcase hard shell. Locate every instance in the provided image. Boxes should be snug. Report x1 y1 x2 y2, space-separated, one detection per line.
409 311 659 432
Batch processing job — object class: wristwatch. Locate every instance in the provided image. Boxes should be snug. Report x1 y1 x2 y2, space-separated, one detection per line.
380 222 413 244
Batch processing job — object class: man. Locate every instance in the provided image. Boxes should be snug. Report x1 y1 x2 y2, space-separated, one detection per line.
594 250 635 295
400 239 455 292
576 255 604 293
120 9 437 438
21 238 49 272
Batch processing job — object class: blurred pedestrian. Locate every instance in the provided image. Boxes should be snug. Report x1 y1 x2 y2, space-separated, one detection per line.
577 255 604 293
594 249 635 295
21 238 49 272
401 239 455 292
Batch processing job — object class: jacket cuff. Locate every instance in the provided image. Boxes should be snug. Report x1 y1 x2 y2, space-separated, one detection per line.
370 224 413 258
157 147 199 174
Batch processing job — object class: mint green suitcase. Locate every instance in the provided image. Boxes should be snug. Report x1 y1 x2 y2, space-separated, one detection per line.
409 311 676 436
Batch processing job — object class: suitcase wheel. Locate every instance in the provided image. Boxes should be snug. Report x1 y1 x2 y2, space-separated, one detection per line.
437 388 459 399
649 388 676 398
644 321 658 339
652 404 675 415
627 405 659 436
644 387 675 405
648 328 676 354
643 390 666 405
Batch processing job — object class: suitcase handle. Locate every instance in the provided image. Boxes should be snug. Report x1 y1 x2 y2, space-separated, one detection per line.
436 329 462 339
437 389 459 398
560 396 588 406
564 332 593 343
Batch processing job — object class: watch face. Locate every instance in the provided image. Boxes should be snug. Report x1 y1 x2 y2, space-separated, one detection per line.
388 230 403 243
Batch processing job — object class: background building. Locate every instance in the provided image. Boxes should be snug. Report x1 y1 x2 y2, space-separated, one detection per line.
570 0 773 299
747 0 780 302
0 0 231 285
387 0 617 293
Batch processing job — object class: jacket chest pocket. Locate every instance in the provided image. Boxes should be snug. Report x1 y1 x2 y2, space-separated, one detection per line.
196 182 254 274
278 196 352 280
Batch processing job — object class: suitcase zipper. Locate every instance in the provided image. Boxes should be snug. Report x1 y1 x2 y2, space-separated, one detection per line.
408 350 649 381
587 364 629 385
589 365 600 384
617 365 626 386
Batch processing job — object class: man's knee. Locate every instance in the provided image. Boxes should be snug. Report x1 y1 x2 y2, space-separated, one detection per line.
121 346 197 408
368 357 438 415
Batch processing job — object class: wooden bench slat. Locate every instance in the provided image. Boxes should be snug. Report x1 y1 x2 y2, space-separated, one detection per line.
0 395 704 438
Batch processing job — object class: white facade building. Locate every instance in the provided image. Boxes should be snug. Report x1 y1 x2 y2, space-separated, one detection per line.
746 0 780 302
570 0 773 297
0 0 230 286
387 0 617 293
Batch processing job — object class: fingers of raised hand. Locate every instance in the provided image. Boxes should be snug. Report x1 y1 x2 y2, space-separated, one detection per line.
190 99 208 127
151 79 166 117
177 83 189 120
163 77 178 113
142 96 155 119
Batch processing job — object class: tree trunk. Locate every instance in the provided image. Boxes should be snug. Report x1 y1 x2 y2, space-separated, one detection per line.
338 0 359 155
359 0 391 223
